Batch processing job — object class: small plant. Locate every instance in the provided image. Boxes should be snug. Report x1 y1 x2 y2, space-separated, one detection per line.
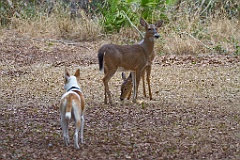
235 43 239 55
213 44 226 54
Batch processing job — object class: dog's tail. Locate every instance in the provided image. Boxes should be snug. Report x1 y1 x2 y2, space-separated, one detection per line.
65 98 72 120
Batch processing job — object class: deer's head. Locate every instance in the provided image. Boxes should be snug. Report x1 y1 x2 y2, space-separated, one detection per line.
140 18 163 40
120 72 133 101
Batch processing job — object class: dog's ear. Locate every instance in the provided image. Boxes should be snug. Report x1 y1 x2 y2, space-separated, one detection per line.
65 68 70 77
129 73 132 79
74 69 80 79
65 68 70 83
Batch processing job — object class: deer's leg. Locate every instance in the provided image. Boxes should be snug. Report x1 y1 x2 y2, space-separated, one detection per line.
146 65 152 100
132 70 141 103
131 72 136 102
103 68 117 105
103 66 108 104
103 76 110 104
142 69 146 97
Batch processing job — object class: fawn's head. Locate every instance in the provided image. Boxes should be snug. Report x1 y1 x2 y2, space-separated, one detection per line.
120 72 133 101
140 18 163 40
64 68 81 91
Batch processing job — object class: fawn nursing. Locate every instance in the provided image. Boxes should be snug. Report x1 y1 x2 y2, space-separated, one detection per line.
98 18 163 105
120 50 156 101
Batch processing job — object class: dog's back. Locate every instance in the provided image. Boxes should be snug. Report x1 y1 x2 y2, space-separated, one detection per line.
60 90 83 120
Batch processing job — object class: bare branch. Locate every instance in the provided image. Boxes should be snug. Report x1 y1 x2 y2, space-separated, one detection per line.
120 10 144 39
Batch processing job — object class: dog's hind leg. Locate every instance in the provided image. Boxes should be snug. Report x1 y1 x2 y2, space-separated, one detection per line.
80 115 85 143
61 114 69 146
73 103 81 149
74 118 81 149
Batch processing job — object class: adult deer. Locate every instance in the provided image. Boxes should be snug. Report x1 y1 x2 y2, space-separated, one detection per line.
120 50 155 101
98 18 163 105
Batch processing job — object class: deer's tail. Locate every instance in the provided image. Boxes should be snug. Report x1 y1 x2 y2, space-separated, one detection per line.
98 48 104 71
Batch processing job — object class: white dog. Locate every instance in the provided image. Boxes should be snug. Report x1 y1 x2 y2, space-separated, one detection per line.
59 68 85 149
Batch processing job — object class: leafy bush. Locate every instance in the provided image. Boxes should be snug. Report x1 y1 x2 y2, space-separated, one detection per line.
97 0 173 33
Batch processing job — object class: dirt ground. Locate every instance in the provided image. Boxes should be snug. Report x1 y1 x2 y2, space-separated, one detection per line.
0 31 240 159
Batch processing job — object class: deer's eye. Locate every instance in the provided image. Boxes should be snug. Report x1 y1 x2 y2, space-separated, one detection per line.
148 28 152 30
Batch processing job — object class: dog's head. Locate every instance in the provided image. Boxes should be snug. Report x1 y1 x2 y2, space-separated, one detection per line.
64 68 81 91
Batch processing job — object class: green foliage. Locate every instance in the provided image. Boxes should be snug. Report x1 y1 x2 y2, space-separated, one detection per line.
97 0 136 33
20 3 38 19
235 43 239 55
0 1 12 26
97 0 174 33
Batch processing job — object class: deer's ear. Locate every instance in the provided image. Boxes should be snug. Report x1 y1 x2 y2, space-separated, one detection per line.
74 69 80 78
155 20 163 28
128 73 132 79
140 18 148 28
122 72 126 80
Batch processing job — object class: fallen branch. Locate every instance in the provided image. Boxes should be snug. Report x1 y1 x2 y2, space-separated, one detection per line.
177 31 212 50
